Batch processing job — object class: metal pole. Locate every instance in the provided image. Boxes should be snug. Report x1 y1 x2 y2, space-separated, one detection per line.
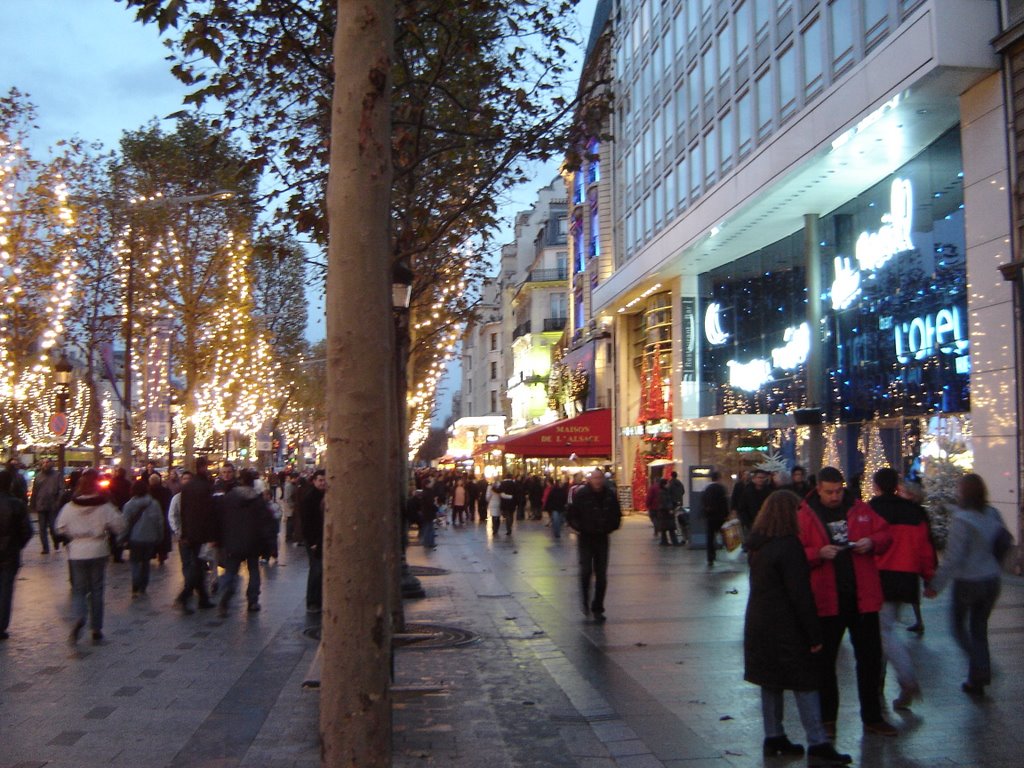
803 213 825 471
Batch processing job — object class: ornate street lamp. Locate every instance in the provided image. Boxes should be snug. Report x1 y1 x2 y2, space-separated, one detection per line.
53 353 74 479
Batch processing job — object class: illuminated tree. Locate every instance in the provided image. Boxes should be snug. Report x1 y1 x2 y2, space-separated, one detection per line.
0 89 81 456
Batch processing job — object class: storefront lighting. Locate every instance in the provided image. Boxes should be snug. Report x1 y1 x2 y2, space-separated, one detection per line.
704 302 729 345
854 178 913 271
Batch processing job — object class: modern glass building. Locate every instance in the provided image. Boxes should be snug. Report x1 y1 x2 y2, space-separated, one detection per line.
581 0 1019 529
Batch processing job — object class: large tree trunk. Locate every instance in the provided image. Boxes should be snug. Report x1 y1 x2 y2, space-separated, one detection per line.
321 1 395 766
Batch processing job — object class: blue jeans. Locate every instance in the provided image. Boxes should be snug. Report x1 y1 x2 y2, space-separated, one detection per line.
0 562 18 633
761 687 829 746
129 543 156 594
550 510 564 538
952 578 1000 686
69 557 107 631
218 554 261 609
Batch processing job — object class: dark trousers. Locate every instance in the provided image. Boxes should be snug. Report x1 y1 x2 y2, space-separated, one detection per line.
306 546 323 609
952 578 1000 686
502 508 514 535
490 514 501 535
516 500 526 521
0 562 18 633
69 557 107 631
819 594 883 725
37 508 58 552
128 543 156 594
452 505 466 525
578 533 610 614
477 500 487 522
177 542 210 606
218 554 261 608
706 517 725 564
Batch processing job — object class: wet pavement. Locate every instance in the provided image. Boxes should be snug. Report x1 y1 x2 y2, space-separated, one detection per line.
2 513 1022 768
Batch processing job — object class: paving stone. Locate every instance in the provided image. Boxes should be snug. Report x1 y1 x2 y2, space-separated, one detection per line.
48 730 86 746
84 706 116 720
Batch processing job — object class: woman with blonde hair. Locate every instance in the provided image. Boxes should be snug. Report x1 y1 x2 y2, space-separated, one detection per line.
744 490 851 765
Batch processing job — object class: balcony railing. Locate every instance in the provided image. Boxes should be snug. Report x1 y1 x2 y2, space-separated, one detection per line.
542 317 567 332
526 268 568 283
512 320 531 340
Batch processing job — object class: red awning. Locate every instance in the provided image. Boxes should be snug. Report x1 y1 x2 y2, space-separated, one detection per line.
497 409 612 458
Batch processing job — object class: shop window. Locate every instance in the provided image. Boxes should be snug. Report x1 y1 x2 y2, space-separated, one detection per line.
778 46 797 120
803 17 823 97
830 0 855 75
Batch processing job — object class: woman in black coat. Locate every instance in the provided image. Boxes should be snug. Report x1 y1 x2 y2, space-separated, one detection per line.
744 490 851 765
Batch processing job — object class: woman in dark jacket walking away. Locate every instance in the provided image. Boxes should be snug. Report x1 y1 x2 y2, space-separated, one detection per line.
744 490 851 765
121 480 165 596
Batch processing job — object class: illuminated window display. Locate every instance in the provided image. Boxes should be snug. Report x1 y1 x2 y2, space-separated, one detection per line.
699 129 967 424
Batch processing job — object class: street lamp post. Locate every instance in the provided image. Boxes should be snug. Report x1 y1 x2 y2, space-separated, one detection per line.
53 353 73 479
116 190 235 472
393 262 424 605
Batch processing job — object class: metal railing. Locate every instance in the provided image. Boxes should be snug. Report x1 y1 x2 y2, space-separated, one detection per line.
543 317 567 332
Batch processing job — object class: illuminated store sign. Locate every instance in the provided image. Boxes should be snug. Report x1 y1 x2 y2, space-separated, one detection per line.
830 178 914 309
771 323 810 371
704 302 729 345
855 178 914 271
831 256 861 310
727 322 810 391
893 306 969 365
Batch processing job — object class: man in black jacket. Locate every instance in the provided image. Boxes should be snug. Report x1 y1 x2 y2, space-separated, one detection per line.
300 470 326 612
215 469 274 616
174 458 216 614
566 469 622 622
702 470 730 566
0 470 33 639
738 469 773 535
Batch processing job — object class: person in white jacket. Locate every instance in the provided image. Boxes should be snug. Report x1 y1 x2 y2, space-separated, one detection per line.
55 469 126 646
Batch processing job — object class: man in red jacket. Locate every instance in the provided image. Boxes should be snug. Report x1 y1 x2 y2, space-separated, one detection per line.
869 467 936 711
797 466 896 738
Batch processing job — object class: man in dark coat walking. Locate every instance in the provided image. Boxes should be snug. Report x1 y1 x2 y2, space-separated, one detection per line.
702 470 730 566
174 458 217 614
0 469 33 639
300 470 326 612
566 469 622 622
30 458 63 554
215 469 274 616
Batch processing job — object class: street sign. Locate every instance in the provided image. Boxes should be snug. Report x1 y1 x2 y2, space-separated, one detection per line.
49 412 68 437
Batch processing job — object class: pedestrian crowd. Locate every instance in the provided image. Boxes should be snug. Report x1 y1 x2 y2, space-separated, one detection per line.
0 457 328 645
0 454 1015 767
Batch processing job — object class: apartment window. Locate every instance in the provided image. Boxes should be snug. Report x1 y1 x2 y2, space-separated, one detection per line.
720 110 735 172
675 83 687 131
490 390 497 413
556 251 568 275
755 0 772 37
735 2 751 59
778 45 797 119
689 141 702 198
574 171 585 204
574 288 584 330
490 361 497 380
738 90 753 155
665 168 676 221
803 18 823 96
704 125 717 187
702 47 715 103
756 72 773 137
687 64 701 121
572 220 584 273
654 180 664 229
587 139 601 183
653 107 664 157
675 154 688 211
490 332 497 351
830 0 855 74
644 194 654 239
674 11 686 68
864 0 889 48
687 0 700 43
717 27 732 81
550 292 567 319
590 207 600 258
644 124 654 170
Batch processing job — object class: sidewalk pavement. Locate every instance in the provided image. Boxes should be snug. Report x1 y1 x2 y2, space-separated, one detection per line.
2 514 1022 768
